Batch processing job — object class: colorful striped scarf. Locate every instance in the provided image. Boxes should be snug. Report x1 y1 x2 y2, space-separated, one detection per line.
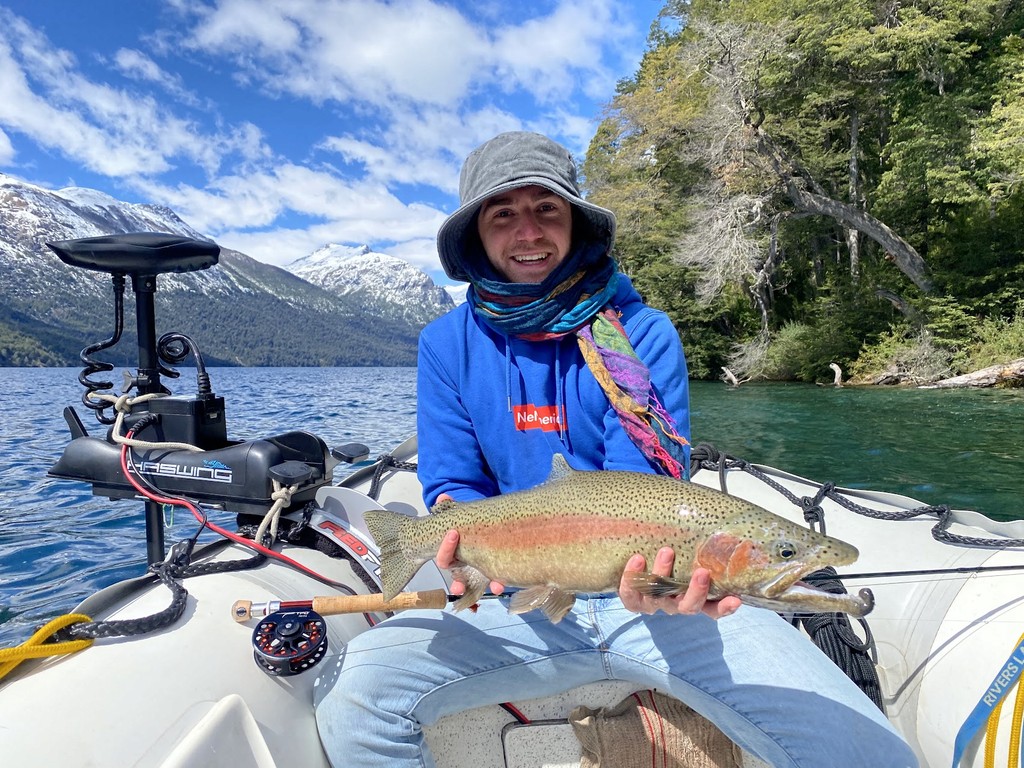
467 245 690 478
577 309 690 479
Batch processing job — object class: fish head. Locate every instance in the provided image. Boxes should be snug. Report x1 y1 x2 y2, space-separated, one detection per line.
693 510 859 600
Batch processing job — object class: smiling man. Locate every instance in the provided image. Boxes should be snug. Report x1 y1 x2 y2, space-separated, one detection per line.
314 131 917 768
475 184 572 283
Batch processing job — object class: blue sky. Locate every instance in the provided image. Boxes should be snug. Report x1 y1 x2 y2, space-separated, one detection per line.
0 0 659 283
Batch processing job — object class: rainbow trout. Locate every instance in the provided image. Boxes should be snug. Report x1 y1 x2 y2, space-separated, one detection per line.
363 455 873 623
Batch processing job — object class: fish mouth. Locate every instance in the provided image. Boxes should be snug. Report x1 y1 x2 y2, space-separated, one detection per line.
744 565 874 617
759 562 818 598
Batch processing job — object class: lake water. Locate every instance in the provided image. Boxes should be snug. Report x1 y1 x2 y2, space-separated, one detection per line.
0 367 1021 646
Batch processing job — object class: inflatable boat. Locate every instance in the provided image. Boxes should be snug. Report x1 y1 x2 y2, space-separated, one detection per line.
2 233 1023 768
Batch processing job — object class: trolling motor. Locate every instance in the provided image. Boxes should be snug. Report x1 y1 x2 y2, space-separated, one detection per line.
46 233 335 563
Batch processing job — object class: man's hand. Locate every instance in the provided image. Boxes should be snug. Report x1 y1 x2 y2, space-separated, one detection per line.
435 529 505 596
619 547 741 620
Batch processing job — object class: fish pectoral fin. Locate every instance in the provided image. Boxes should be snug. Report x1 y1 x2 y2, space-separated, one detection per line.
450 565 489 613
625 571 689 598
508 585 577 623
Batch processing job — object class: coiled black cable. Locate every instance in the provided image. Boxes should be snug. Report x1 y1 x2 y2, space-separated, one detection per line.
78 274 126 424
157 332 212 395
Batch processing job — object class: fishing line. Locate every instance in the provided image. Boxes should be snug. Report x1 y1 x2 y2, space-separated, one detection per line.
821 563 1024 582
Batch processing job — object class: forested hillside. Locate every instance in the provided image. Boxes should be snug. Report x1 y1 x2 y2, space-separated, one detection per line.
584 0 1024 383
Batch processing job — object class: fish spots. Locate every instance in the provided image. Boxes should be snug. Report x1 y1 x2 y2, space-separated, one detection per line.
459 514 686 553
377 459 866 618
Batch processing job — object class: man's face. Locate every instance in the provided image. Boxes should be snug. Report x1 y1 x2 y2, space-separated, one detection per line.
475 184 573 284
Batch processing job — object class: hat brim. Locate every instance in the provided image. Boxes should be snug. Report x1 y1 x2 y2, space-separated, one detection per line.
436 177 616 282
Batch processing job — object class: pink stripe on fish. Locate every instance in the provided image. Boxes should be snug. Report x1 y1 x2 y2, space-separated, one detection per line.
459 515 690 550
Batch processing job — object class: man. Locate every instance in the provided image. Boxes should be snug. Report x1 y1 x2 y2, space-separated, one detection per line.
315 131 917 768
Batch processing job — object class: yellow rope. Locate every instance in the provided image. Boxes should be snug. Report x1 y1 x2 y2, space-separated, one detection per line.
984 692 1008 768
983 631 1024 768
0 613 94 681
1009 673 1024 768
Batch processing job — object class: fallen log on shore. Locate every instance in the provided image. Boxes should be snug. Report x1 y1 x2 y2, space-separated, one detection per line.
922 358 1024 389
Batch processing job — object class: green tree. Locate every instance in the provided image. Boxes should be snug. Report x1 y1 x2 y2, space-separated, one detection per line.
585 0 1024 382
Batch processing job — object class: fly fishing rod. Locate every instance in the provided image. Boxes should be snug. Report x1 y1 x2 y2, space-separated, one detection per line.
232 589 458 621
237 560 1024 622
236 590 506 676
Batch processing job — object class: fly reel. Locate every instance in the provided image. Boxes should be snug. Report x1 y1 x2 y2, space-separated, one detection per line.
251 609 328 676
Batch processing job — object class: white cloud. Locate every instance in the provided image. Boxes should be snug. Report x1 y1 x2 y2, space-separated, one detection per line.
180 0 637 114
318 104 524 195
0 9 267 178
0 1 648 268
135 161 449 268
111 48 202 107
183 0 485 107
489 0 630 103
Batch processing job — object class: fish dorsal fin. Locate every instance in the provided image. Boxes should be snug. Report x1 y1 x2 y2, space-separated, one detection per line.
431 498 458 515
547 454 575 482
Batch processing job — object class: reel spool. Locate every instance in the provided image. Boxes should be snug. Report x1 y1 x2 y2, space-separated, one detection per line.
251 609 328 676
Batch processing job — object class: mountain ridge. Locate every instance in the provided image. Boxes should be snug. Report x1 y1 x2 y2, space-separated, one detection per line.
0 173 453 367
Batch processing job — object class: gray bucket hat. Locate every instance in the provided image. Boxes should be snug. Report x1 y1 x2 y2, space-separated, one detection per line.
436 131 617 282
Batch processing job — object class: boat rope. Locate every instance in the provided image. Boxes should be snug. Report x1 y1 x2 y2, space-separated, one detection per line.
689 444 889 709
0 613 94 682
58 551 267 642
1004 674 1024 768
979 631 1024 768
253 480 302 548
87 391 205 452
689 443 1024 549
366 453 418 501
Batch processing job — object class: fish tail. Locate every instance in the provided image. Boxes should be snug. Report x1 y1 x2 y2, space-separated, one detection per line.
363 510 427 601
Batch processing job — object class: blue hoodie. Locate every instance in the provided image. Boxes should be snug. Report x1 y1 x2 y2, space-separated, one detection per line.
416 275 690 506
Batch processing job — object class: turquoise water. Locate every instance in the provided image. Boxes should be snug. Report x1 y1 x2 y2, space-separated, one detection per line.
0 368 1021 645
689 381 1023 521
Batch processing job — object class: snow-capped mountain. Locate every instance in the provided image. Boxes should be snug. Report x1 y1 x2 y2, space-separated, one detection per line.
0 173 424 367
444 284 469 306
288 244 454 327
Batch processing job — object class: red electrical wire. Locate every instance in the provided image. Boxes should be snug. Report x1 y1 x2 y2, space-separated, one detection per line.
118 433 359 593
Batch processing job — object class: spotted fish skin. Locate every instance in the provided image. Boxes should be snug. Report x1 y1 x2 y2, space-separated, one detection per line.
362 455 871 622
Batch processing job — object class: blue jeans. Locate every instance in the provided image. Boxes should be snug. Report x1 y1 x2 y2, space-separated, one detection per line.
315 597 917 768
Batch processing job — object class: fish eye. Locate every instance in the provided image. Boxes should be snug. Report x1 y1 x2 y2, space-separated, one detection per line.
776 541 797 559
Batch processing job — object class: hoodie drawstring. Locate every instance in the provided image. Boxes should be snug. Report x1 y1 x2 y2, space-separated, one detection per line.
504 341 513 413
554 353 565 440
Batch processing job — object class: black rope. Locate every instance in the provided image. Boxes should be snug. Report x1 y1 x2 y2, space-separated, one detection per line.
58 544 266 641
795 567 885 712
690 443 1024 549
367 454 418 500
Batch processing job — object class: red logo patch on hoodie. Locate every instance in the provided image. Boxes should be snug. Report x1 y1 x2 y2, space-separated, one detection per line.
512 404 565 432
